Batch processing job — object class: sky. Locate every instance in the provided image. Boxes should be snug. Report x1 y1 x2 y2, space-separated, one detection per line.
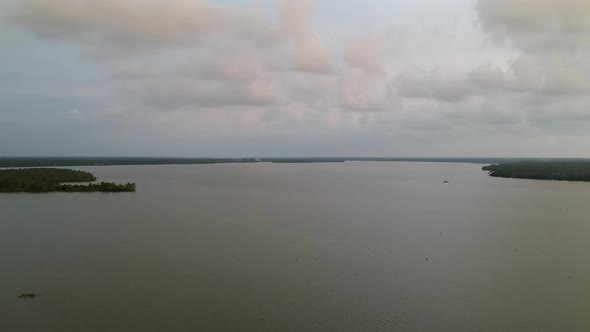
1 0 589 157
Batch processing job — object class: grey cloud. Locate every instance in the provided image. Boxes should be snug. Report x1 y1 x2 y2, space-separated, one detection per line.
195 55 266 82
524 96 590 133
279 0 317 37
370 0 590 137
339 72 393 112
136 79 278 109
277 0 335 74
6 0 343 92
343 34 386 75
106 63 167 81
477 0 590 53
293 34 335 74
470 57 590 95
469 61 541 94
396 68 475 102
279 74 337 104
6 0 280 58
474 0 590 134
393 55 590 108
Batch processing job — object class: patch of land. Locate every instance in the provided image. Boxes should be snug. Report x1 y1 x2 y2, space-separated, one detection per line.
0 157 526 167
18 293 37 299
0 168 136 193
483 161 590 182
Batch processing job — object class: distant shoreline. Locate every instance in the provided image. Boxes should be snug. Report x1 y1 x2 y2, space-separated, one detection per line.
0 157 575 168
483 161 590 182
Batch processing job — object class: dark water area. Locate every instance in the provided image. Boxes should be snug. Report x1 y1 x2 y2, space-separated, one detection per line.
2 162 590 331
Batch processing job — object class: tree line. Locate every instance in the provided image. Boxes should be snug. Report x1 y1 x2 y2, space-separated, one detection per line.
483 161 590 182
0 168 135 193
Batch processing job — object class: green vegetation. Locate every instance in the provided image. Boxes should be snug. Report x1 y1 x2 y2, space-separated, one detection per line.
0 157 259 167
0 157 523 167
60 182 136 192
0 168 136 193
18 293 37 299
483 161 590 182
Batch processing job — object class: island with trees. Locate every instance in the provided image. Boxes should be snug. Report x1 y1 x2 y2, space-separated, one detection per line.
0 168 136 193
483 161 590 182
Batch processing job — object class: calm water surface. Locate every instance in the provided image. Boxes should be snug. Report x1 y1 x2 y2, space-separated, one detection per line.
2 162 590 331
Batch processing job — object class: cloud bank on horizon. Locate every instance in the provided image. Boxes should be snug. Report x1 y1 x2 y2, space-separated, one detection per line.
1 0 589 157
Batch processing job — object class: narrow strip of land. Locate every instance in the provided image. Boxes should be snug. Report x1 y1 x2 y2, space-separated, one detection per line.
0 168 135 193
0 157 533 167
483 161 590 182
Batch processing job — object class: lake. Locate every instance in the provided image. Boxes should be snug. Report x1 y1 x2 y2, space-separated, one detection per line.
2 162 590 331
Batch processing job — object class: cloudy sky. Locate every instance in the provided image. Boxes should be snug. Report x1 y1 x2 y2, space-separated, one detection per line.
1 0 589 157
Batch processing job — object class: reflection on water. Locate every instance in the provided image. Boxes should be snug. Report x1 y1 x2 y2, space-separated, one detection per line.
2 162 590 331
